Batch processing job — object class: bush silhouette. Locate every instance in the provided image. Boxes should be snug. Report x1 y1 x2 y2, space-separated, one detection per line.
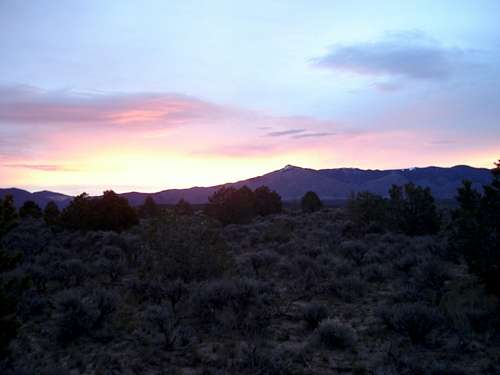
301 191 322 213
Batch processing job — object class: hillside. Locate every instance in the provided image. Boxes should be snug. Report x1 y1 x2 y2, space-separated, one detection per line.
0 165 492 207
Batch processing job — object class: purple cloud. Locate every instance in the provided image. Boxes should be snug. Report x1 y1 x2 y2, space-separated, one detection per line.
313 32 463 81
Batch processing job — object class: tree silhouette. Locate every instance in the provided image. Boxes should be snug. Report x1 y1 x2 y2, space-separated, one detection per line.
254 186 282 216
452 160 500 295
139 196 160 218
174 199 194 216
61 191 138 231
0 195 18 238
205 185 282 224
388 183 440 235
43 201 60 226
19 200 42 219
301 191 322 213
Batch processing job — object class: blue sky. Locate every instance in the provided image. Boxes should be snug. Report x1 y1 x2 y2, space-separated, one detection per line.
0 0 499 194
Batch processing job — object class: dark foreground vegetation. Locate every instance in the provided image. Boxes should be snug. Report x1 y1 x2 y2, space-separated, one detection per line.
0 162 499 374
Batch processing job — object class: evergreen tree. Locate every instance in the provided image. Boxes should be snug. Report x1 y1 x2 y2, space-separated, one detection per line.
301 191 322 213
139 196 160 218
19 200 42 219
0 195 18 238
254 186 282 216
43 201 60 226
174 199 194 216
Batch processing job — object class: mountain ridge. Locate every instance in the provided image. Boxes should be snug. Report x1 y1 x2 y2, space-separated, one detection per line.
0 164 492 208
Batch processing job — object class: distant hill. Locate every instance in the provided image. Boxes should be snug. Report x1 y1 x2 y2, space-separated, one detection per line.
0 188 72 209
0 165 493 207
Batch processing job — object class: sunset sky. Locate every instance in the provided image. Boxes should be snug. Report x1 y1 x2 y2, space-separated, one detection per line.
1 1 499 195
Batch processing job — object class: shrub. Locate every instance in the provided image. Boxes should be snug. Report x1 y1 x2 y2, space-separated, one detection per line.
54 290 97 344
379 302 443 344
301 191 322 213
303 303 328 330
142 214 232 282
316 319 356 349
142 304 179 350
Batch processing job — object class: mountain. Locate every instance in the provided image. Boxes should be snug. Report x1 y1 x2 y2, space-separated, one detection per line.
0 188 72 209
121 164 492 205
1 165 493 207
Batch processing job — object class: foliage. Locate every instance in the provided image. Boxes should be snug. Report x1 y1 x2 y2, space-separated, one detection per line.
388 183 440 235
347 191 388 233
143 213 232 282
254 186 282 216
450 160 500 296
0 195 18 238
205 185 281 225
173 198 194 216
316 319 356 349
60 191 138 231
43 201 60 226
300 191 322 213
303 302 328 330
138 196 161 218
19 200 42 219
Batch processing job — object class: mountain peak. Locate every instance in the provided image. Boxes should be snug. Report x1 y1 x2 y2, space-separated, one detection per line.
279 164 301 172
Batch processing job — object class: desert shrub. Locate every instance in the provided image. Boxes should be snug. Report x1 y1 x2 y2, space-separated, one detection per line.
329 274 365 302
236 343 303 375
303 303 328 330
54 289 116 344
415 259 451 292
54 290 97 344
316 319 356 349
19 200 42 219
301 191 322 213
191 278 273 333
142 304 179 350
142 214 232 282
43 201 60 226
388 183 440 236
379 302 443 344
60 191 138 232
339 240 369 266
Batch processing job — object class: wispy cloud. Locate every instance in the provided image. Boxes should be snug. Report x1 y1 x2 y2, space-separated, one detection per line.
313 31 464 82
2 164 78 172
266 129 306 137
292 132 334 139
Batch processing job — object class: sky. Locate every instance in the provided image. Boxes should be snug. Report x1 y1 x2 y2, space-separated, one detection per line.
0 0 499 195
